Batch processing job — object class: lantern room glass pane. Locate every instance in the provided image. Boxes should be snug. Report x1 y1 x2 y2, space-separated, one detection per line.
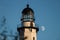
23 15 33 19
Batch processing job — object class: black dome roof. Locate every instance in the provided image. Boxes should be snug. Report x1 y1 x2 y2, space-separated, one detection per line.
22 4 34 13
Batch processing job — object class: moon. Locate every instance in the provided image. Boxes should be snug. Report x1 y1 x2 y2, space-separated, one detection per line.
41 26 45 31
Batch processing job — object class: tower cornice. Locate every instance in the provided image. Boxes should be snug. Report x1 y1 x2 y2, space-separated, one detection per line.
17 27 39 32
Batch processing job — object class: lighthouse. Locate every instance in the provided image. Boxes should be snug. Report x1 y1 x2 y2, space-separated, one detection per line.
17 4 39 40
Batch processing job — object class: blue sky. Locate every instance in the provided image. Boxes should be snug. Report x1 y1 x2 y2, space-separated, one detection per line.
0 0 60 40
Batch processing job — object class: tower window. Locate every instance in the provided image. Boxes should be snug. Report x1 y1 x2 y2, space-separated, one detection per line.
24 36 27 39
29 28 32 32
33 37 35 40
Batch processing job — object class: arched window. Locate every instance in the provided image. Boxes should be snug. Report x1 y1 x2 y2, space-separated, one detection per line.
33 37 35 40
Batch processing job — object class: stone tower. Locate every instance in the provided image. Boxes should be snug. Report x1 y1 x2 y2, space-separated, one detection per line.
17 4 39 40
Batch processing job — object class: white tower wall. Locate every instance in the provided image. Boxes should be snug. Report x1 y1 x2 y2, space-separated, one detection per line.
23 22 35 27
24 28 37 40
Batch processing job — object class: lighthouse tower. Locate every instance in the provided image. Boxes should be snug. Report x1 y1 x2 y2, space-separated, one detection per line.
17 4 39 40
